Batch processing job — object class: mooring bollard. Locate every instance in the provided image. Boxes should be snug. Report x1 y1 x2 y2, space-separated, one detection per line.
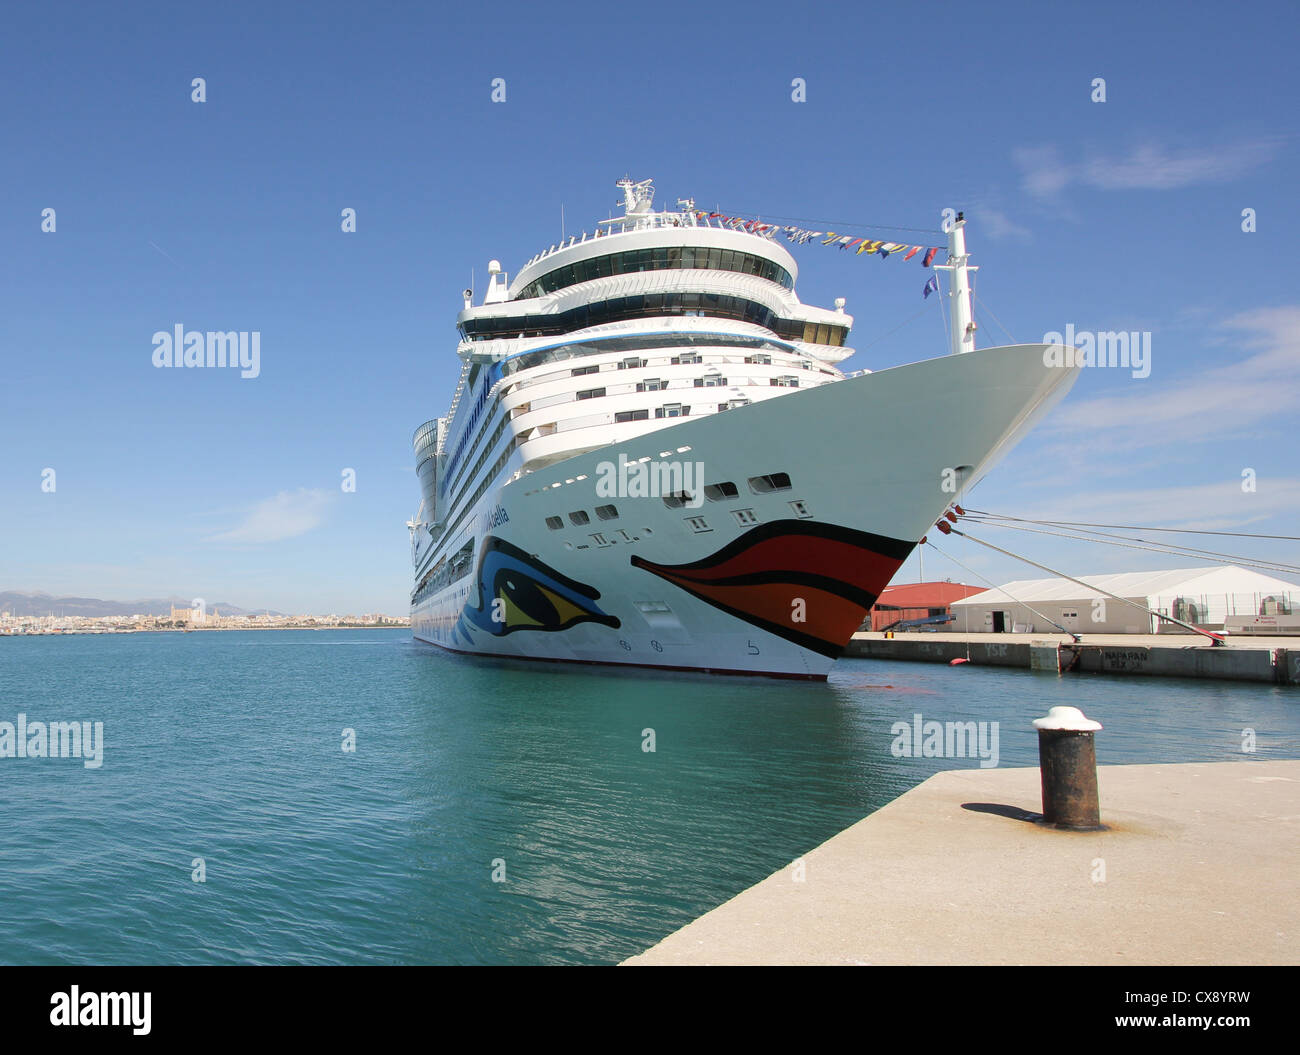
1031 706 1103 830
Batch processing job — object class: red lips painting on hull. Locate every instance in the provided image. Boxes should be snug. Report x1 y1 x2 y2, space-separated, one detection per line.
630 519 914 658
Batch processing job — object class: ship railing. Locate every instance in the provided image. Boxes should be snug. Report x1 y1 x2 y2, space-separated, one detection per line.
440 367 473 451
521 214 767 271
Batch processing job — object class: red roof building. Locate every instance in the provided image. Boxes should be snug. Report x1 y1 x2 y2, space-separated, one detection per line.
867 581 986 632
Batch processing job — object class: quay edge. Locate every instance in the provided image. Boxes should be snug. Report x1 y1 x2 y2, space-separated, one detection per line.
623 760 1300 966
844 631 1300 684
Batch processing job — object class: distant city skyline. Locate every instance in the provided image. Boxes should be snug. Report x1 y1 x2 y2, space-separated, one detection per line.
0 588 411 621
3 0 1298 612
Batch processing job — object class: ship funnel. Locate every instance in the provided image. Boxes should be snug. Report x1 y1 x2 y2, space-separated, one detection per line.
412 418 444 524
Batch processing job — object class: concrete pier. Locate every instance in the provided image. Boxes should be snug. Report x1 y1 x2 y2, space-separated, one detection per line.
845 631 1299 684
624 761 1299 965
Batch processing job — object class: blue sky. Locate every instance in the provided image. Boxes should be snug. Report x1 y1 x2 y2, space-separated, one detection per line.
2 0 1297 613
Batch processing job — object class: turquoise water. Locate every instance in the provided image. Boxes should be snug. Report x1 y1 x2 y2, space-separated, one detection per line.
1 629 1296 965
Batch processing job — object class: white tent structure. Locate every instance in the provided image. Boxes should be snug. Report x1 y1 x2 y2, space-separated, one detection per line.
950 565 1300 635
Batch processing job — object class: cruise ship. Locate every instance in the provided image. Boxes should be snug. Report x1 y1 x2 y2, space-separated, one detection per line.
409 178 1081 678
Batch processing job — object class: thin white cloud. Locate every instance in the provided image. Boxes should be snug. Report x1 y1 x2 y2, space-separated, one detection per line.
1014 138 1281 198
1051 305 1300 436
1012 145 1069 198
206 488 335 544
977 206 1031 241
990 477 1300 532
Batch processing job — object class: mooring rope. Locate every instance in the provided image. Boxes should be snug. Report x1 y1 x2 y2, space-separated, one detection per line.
958 517 1300 577
940 521 1224 644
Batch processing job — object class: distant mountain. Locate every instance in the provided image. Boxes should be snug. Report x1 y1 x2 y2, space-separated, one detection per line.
0 591 284 618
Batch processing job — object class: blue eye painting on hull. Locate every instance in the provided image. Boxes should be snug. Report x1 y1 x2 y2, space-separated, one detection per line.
457 536 621 639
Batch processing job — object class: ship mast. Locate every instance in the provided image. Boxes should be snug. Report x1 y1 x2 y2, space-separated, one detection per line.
933 212 978 356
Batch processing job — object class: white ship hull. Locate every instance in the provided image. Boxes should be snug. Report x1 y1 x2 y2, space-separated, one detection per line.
412 343 1078 678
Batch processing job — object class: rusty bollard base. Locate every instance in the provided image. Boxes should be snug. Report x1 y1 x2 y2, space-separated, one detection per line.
1032 706 1104 831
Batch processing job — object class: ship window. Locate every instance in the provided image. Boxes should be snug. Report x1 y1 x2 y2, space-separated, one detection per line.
771 376 799 387
745 353 772 365
615 409 649 422
655 403 688 418
568 510 590 525
596 504 619 521
705 482 739 501
576 387 605 400
733 508 759 525
729 398 751 408
461 294 783 341
686 516 711 533
790 500 812 518
662 491 696 509
517 246 794 299
572 364 599 376
636 378 666 392
545 516 563 530
748 472 792 493
672 352 702 365
619 357 646 370
695 375 727 387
